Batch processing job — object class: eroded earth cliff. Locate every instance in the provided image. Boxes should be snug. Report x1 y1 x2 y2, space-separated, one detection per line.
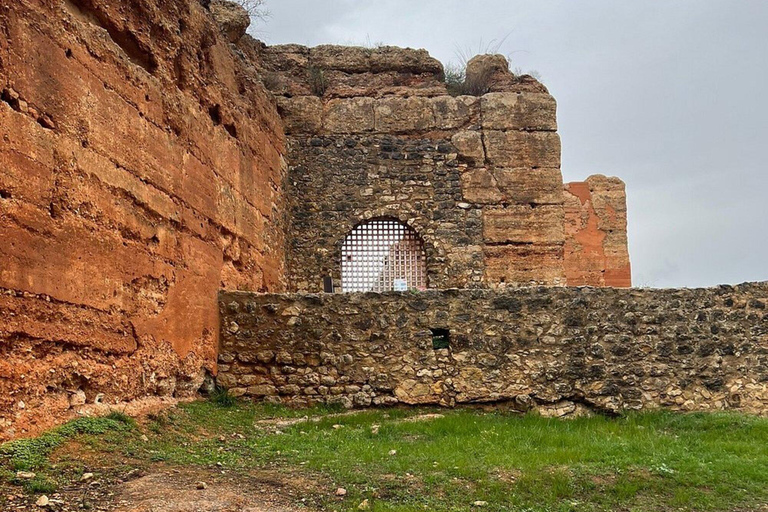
0 0 286 439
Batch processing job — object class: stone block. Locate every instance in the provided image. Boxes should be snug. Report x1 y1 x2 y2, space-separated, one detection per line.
309 45 371 73
462 168 564 205
324 97 375 133
431 95 478 129
484 131 561 168
483 244 566 286
277 96 323 134
493 168 564 205
461 168 502 204
483 205 565 244
374 97 434 133
451 131 485 164
369 47 443 74
481 92 557 131
246 385 278 396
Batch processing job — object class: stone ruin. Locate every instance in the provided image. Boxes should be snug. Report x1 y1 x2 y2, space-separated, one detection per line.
0 0 765 439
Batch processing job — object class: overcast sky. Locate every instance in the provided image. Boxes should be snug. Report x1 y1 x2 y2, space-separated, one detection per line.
252 0 768 288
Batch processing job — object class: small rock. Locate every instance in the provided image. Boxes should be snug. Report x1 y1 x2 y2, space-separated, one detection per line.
17 401 25 410
335 487 347 496
15 471 36 480
370 424 380 435
37 114 55 130
196 481 207 490
473 501 488 507
332 424 343 430
36 495 49 507
80 472 94 482
388 449 397 456
69 390 86 407
140 434 149 442
358 499 370 510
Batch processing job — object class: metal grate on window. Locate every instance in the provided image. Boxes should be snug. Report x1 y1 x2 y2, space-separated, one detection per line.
341 219 427 293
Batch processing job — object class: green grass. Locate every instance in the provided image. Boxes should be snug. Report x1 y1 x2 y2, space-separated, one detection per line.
209 386 238 408
3 400 768 511
0 413 134 494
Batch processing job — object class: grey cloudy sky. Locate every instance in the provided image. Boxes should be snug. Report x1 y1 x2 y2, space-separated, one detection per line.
252 0 768 288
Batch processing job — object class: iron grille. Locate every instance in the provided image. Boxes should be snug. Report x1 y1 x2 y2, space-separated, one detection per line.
341 219 427 293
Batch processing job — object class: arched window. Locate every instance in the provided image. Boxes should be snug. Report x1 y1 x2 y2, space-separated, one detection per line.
341 219 427 293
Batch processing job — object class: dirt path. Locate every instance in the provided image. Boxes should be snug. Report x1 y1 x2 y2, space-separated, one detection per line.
2 466 316 512
113 469 305 512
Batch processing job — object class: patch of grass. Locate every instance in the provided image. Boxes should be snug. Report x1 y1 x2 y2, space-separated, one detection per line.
105 410 136 426
444 61 496 97
0 415 133 472
25 476 57 494
6 402 768 511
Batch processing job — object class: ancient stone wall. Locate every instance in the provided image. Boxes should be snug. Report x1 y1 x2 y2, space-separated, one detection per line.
0 0 286 439
219 284 768 416
245 45 568 291
564 175 632 287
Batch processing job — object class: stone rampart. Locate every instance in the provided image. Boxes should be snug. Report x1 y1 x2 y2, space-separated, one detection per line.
219 284 768 416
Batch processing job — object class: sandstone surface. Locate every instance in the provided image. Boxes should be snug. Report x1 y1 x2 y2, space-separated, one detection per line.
0 0 286 440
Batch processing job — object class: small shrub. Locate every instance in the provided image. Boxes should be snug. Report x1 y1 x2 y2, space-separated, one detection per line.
444 63 466 97
233 0 269 21
25 476 57 494
307 66 328 97
105 410 135 427
210 386 237 408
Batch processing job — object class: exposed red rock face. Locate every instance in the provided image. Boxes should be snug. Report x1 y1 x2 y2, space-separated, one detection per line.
0 0 286 440
564 176 632 287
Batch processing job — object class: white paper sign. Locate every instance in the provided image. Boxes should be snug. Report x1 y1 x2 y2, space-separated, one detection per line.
393 279 408 291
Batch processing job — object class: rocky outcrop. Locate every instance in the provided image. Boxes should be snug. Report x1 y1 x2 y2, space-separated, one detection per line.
219 283 768 415
209 0 251 43
0 0 286 440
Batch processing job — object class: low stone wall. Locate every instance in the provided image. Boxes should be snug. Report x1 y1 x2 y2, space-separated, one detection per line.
218 283 768 416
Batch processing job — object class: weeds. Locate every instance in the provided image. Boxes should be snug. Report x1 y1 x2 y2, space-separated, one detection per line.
307 66 328 97
443 37 543 96
209 386 237 408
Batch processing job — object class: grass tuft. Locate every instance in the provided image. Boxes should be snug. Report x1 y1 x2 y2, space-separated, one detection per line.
209 386 237 408
307 66 328 97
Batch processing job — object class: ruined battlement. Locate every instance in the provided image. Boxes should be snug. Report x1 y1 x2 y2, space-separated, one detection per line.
240 38 630 292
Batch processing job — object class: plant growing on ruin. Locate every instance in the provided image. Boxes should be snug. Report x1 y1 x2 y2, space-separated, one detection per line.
234 0 269 22
308 66 328 97
210 386 237 407
443 37 543 96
